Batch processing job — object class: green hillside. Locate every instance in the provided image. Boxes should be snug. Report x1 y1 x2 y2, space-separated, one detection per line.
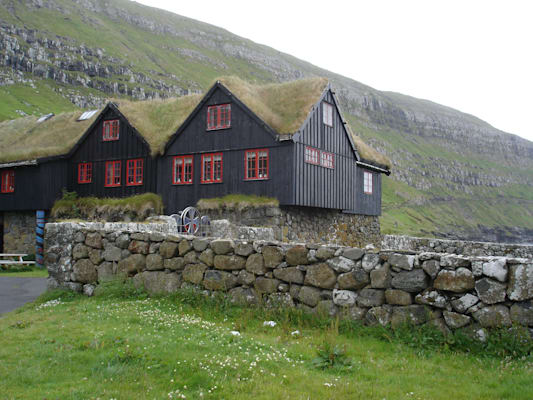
0 0 531 242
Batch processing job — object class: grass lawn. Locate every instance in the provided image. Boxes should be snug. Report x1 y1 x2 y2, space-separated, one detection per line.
0 266 48 278
0 283 532 399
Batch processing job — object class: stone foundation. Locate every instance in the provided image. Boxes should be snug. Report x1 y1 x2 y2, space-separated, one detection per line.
3 211 35 254
198 205 381 248
383 235 533 259
45 222 533 334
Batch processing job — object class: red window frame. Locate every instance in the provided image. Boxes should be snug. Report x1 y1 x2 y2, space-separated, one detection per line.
104 161 121 187
1 170 14 193
173 155 194 185
304 146 320 165
245 149 269 180
103 120 119 141
77 163 92 184
126 159 143 186
364 171 373 194
323 102 333 127
320 151 335 169
201 153 223 183
207 104 231 130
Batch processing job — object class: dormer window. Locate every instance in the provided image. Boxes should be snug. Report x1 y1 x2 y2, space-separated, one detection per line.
1 170 14 193
103 120 119 141
323 102 333 127
207 104 231 130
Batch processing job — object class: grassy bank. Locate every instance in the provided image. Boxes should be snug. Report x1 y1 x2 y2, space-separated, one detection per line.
1 283 532 399
0 266 48 278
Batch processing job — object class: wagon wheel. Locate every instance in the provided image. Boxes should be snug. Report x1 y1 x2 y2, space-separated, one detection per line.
181 207 200 234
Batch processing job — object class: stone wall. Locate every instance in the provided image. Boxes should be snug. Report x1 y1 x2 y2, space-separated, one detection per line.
3 211 35 254
383 235 533 259
45 222 533 334
198 205 381 248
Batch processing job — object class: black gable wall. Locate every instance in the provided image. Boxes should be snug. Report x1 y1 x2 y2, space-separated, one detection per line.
161 86 293 213
68 107 157 198
293 90 381 215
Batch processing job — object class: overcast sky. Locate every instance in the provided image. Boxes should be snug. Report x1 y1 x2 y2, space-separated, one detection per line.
135 0 533 142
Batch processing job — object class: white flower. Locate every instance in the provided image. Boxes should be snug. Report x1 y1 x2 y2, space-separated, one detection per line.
263 321 277 327
290 330 301 336
230 331 241 336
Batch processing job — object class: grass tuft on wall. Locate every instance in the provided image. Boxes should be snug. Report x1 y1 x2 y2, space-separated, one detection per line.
51 191 164 221
197 194 279 211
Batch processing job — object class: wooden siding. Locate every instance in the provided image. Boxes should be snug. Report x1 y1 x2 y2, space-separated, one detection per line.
293 90 360 211
0 160 67 211
353 167 382 216
68 107 157 198
162 87 293 213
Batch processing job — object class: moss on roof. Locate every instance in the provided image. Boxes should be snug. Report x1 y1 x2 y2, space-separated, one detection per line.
0 111 100 163
115 94 203 156
217 76 328 134
345 124 392 169
0 77 390 169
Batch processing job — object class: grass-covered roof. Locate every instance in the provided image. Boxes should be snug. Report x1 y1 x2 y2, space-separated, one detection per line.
217 76 328 134
0 77 390 169
0 111 99 163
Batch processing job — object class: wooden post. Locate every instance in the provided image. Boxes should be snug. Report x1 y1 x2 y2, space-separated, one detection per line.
36 210 45 268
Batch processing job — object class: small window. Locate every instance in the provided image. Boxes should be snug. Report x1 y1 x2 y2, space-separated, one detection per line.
105 161 121 187
304 146 320 165
245 149 269 180
1 170 14 193
78 163 92 184
323 102 333 127
320 151 334 169
364 171 373 194
207 104 231 130
173 155 194 185
126 159 143 186
103 120 119 141
201 153 223 183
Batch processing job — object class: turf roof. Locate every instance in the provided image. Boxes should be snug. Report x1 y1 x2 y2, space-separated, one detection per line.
0 77 390 169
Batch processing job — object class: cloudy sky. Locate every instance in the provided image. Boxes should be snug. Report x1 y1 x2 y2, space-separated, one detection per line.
135 0 533 142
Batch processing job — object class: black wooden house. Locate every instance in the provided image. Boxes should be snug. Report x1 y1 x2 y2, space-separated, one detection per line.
161 78 390 215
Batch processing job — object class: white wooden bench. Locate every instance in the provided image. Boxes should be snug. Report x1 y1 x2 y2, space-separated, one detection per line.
0 254 35 266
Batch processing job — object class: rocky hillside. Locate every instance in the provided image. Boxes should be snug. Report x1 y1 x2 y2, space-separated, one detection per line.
1 0 532 243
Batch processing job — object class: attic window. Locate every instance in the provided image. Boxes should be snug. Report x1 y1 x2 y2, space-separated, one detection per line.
103 120 119 141
126 159 144 186
1 170 14 193
364 171 373 194
105 161 121 187
207 104 231 130
323 102 333 127
173 155 193 185
78 163 92 184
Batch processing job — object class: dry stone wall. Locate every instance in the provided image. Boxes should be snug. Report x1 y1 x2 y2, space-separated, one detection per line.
198 205 381 248
383 235 533 259
45 222 533 334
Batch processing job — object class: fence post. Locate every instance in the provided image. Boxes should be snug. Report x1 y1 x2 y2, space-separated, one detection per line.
36 210 45 268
